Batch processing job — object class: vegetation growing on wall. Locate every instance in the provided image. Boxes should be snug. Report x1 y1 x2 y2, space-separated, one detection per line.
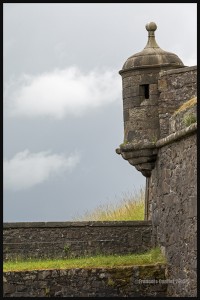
74 188 145 221
183 113 197 126
3 247 166 272
174 96 197 115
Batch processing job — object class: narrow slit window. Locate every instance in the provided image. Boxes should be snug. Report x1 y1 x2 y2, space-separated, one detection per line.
144 84 149 99
140 84 149 100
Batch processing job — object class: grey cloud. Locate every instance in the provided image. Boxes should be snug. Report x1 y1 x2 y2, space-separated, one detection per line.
5 67 121 119
4 150 80 191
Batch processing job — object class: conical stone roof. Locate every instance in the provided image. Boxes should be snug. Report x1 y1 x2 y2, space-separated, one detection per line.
120 22 184 73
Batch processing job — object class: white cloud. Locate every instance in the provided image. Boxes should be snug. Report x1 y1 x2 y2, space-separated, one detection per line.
5 66 121 119
3 150 80 191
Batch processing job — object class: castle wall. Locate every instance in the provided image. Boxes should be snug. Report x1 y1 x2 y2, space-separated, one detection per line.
158 66 197 138
149 130 197 297
3 59 197 297
3 221 152 260
3 264 167 297
145 65 197 297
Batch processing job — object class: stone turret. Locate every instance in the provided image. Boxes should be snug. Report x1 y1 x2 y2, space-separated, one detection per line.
116 22 184 177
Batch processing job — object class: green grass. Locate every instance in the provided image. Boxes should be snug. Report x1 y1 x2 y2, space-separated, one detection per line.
3 247 166 272
74 188 145 221
3 188 148 273
183 113 197 126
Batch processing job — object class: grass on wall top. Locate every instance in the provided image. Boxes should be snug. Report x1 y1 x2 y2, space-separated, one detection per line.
3 247 166 272
73 188 145 221
174 96 197 115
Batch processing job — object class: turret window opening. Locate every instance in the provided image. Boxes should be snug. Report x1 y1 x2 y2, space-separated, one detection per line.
144 84 149 99
140 84 149 99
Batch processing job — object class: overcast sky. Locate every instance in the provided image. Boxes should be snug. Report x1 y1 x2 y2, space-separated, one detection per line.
3 3 197 222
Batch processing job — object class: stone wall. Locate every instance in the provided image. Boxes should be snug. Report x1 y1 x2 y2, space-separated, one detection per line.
158 66 197 138
168 98 197 134
122 68 161 144
3 221 152 261
3 62 197 297
146 65 197 296
3 264 167 297
149 131 197 297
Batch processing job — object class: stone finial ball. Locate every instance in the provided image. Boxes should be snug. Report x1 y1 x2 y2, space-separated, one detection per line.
146 22 157 31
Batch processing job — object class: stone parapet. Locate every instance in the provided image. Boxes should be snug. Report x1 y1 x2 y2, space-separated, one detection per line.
3 264 167 297
3 221 152 261
158 66 197 138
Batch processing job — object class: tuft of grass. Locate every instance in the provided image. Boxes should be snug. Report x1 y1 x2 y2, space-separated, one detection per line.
183 113 197 127
3 247 166 272
174 97 197 115
74 188 145 221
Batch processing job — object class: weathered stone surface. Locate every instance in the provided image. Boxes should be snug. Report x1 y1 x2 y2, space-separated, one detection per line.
116 21 197 297
3 221 152 260
120 67 162 147
123 109 129 122
149 133 197 297
158 67 197 138
156 123 197 148
169 101 197 134
125 155 157 165
149 83 158 95
121 148 157 159
135 162 156 177
3 264 167 297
